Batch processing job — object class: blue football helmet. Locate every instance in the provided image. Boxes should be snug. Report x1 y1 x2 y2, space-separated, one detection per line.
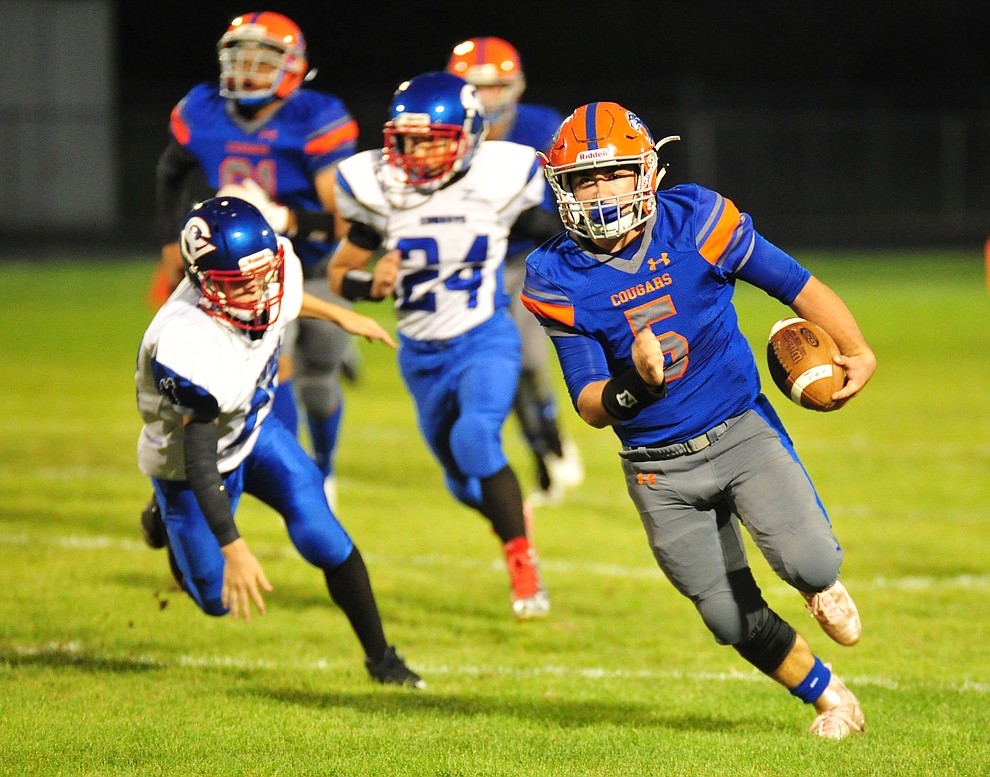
179 196 285 332
383 71 487 191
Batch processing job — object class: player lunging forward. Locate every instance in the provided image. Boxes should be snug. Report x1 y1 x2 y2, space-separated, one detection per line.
136 196 422 688
328 72 561 620
522 103 876 737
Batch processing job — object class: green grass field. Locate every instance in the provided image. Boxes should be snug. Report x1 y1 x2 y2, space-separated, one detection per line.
1 251 989 775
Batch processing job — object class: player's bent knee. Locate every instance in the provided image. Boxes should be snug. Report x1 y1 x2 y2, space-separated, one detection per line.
732 609 797 676
787 535 843 592
695 591 755 646
449 415 505 477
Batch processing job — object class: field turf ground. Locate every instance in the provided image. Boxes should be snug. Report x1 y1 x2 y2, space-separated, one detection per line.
1 250 989 775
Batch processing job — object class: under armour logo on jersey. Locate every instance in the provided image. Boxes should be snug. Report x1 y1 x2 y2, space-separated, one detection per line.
637 472 656 486
648 254 671 271
181 216 218 264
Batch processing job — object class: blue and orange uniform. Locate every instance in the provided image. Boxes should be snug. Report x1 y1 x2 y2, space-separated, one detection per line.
167 82 357 267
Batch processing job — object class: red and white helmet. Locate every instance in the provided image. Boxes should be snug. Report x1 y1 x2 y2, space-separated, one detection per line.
544 102 679 240
446 37 525 124
218 11 310 106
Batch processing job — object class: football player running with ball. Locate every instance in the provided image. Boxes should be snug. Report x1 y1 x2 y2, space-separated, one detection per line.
521 103 876 737
328 72 562 621
136 196 423 688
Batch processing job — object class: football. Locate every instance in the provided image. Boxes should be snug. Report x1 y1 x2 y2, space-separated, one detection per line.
766 318 845 411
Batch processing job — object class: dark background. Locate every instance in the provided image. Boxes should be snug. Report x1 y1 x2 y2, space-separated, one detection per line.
114 1 990 249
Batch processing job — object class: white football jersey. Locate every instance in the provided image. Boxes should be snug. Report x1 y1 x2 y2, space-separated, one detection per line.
335 140 547 340
136 237 304 479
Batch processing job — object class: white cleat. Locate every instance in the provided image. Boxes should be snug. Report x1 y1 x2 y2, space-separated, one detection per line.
323 475 338 512
803 580 862 646
809 669 866 740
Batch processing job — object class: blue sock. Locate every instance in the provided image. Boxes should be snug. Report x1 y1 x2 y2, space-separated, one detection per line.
272 380 298 436
789 657 832 703
308 403 343 478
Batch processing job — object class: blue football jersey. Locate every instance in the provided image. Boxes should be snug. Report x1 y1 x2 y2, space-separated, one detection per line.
521 183 811 447
169 82 358 266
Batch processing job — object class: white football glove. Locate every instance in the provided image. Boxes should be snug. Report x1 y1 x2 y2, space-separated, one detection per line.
217 178 292 235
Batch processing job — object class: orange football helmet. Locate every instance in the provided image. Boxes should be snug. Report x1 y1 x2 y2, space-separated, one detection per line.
544 102 679 240
218 11 311 106
446 37 525 124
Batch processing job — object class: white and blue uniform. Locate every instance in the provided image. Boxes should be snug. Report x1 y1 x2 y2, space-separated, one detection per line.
136 239 353 614
335 141 547 507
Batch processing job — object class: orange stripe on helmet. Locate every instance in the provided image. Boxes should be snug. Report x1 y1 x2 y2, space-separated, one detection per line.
304 120 359 156
699 198 741 265
520 293 575 328
169 104 191 146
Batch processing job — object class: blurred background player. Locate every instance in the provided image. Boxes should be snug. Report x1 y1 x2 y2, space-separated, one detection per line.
522 102 874 737
328 72 562 620
137 196 422 687
151 11 358 508
446 37 583 505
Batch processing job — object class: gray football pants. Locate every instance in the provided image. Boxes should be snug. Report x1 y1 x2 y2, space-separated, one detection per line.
620 406 842 646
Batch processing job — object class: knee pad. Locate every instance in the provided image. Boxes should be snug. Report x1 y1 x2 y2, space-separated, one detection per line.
788 534 843 593
732 609 797 676
449 413 506 478
694 567 768 645
294 318 351 375
295 376 343 420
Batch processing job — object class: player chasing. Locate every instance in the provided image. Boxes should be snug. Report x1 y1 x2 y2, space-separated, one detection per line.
522 102 876 737
327 72 563 621
446 37 583 505
151 11 360 510
136 196 423 688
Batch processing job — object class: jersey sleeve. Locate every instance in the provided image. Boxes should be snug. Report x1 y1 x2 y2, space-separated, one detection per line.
304 100 359 176
151 325 220 422
333 161 388 236
521 260 610 404
690 186 811 303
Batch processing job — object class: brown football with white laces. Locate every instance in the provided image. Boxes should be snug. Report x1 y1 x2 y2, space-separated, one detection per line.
766 318 845 411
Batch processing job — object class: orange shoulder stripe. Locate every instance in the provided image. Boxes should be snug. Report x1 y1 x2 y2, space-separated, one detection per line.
169 105 191 146
304 120 359 156
699 198 741 265
520 293 575 328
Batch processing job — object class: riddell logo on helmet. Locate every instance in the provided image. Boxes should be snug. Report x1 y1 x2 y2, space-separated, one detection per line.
576 148 614 162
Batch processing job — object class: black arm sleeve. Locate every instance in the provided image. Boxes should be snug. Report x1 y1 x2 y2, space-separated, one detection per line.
347 220 383 251
156 139 212 243
183 419 239 547
510 205 563 245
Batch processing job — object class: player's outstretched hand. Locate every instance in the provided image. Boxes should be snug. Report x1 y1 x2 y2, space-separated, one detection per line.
371 250 401 300
220 538 273 622
631 326 666 388
332 308 398 349
299 293 397 348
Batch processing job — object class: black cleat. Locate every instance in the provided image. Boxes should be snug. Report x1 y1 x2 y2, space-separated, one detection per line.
365 645 425 689
140 496 168 549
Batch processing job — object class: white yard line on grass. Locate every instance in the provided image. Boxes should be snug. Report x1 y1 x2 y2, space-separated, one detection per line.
3 532 990 592
6 640 989 695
